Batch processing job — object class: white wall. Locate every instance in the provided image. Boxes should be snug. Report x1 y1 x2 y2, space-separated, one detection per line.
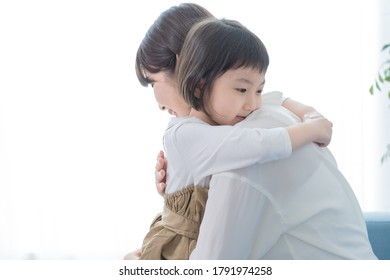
362 0 390 211
0 0 385 259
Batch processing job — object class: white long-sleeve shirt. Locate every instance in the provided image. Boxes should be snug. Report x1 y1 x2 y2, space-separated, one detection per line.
163 92 291 194
190 92 377 259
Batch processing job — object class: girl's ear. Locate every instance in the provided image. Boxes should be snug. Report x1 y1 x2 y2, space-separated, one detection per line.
194 88 201 98
194 79 205 99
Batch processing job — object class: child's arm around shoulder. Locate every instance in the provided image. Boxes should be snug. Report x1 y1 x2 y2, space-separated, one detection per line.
286 117 332 149
262 91 325 122
282 98 323 122
282 98 333 148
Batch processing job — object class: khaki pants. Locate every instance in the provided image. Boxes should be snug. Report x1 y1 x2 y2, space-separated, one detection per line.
139 185 208 260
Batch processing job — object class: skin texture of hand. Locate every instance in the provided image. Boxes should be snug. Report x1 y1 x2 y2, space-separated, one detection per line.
281 99 333 147
155 150 167 196
303 111 324 121
305 116 333 147
303 111 333 147
123 248 141 260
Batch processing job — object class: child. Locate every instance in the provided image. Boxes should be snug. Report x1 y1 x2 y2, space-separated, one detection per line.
137 18 332 259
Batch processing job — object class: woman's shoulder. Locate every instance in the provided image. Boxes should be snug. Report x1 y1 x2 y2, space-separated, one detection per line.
166 116 208 131
262 91 285 106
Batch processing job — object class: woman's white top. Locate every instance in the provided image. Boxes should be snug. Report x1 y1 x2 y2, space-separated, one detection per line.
163 92 292 194
189 92 377 259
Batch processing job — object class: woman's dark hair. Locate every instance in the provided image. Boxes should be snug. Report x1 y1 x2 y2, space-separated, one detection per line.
135 3 214 86
177 18 269 114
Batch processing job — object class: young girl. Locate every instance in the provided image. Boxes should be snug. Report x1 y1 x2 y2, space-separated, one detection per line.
137 17 332 259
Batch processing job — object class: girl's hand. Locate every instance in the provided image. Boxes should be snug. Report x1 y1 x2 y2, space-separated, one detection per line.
303 111 324 121
155 150 167 196
306 117 333 147
303 111 332 147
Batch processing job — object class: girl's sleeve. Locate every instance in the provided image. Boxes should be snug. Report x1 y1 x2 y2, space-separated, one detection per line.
164 119 292 180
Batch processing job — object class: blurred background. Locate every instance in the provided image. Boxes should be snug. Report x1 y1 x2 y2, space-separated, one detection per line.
0 0 389 259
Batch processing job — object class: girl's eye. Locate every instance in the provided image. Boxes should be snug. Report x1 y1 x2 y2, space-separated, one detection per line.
256 89 263 95
236 88 247 94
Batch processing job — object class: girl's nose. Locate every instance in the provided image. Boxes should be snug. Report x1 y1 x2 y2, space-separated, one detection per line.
159 104 166 111
244 96 257 111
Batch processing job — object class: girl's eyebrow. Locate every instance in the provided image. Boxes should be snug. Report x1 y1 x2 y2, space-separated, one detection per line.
235 78 266 86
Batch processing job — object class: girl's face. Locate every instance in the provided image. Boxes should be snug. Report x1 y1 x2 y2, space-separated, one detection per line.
197 67 265 125
144 70 191 117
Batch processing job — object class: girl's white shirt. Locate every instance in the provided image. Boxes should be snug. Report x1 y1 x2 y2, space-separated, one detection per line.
163 91 292 194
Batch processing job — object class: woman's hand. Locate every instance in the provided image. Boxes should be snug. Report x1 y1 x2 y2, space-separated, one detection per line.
123 248 141 260
155 150 167 196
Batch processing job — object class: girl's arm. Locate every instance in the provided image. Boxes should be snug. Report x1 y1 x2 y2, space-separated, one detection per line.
165 122 292 181
262 92 322 121
286 117 332 149
157 117 332 195
282 98 323 121
282 98 332 147
166 116 332 182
